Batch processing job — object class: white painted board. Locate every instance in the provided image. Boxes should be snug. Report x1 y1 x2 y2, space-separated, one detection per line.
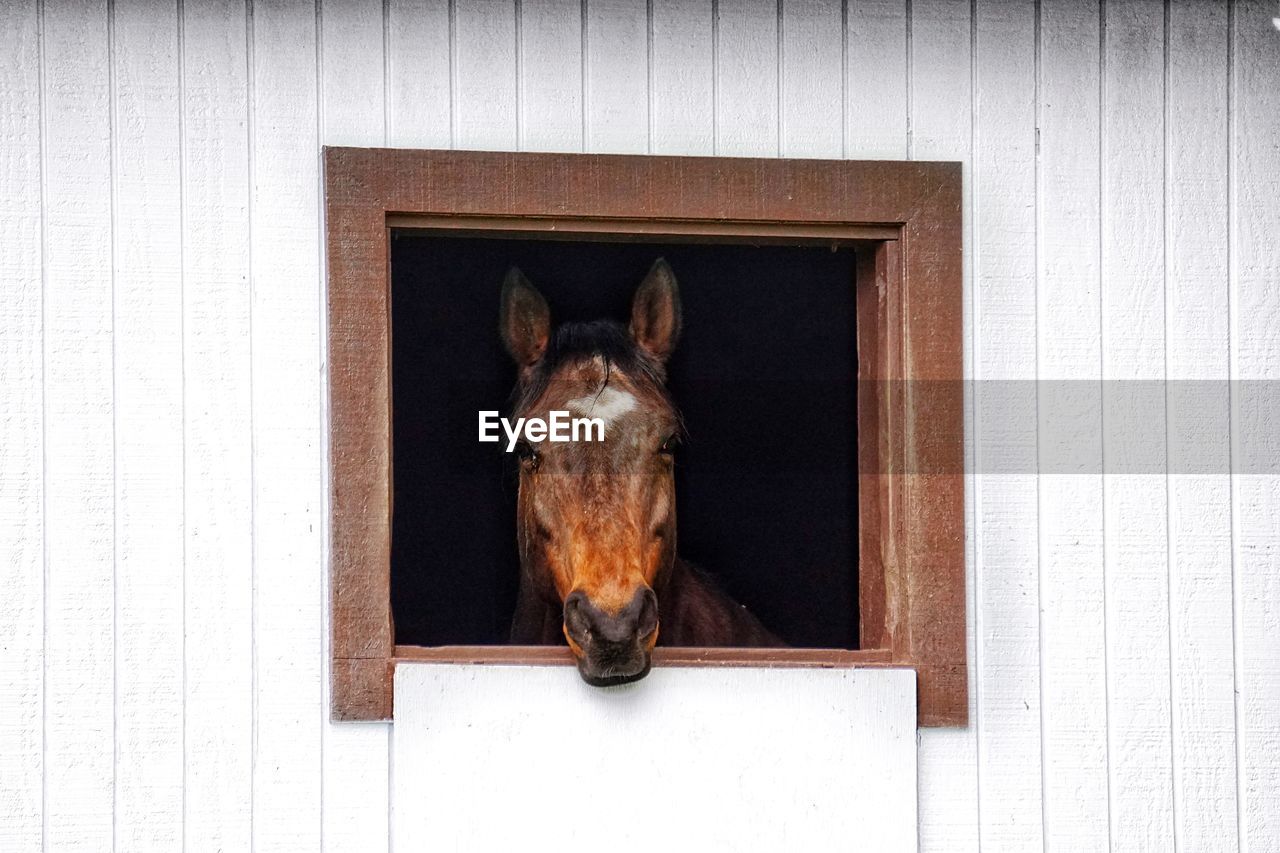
844 0 907 159
112 0 185 846
910 2 979 849
1234 2 1280 849
714 0 777 157
970 1 1044 850
4 0 1280 849
249 1 324 849
1165 4 1238 850
41 0 116 846
393 664 918 853
1037 2 1109 849
180 0 255 848
0 0 43 847
1100 2 1175 849
320 2 393 849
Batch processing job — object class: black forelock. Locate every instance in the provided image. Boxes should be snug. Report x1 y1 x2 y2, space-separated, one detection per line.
510 319 673 416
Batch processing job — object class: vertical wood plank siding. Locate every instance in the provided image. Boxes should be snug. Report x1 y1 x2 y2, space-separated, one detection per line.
41 1 116 848
0 1 44 848
248 1 324 849
318 1 392 848
1101 2 1175 848
112 0 185 846
910 0 978 846
1167 3 1238 850
3 1 1277 850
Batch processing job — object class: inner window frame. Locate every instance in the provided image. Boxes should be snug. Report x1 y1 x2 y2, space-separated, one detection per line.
326 148 966 727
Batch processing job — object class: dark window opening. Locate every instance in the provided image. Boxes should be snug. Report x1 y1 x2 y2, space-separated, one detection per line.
390 234 860 650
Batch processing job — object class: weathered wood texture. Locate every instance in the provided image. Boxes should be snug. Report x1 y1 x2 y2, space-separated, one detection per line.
325 148 967 726
113 0 185 846
1102 3 1175 849
41 1 116 848
1038 3 1109 850
1234 2 1280 847
909 2 979 845
970 1 1042 849
395 645 894 666
318 2 393 848
0 2 43 849
181 1 255 847
4 1 1279 851
1166 5 1238 849
250 2 325 849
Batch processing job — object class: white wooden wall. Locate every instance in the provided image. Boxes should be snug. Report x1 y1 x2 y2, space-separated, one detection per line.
392 665 918 851
1 0 1278 850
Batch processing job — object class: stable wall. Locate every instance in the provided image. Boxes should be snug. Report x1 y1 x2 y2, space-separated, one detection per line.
1 0 1278 850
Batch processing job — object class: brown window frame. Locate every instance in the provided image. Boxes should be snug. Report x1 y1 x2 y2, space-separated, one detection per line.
326 148 966 727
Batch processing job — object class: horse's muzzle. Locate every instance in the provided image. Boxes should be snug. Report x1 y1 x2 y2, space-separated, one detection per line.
577 655 652 687
563 588 659 686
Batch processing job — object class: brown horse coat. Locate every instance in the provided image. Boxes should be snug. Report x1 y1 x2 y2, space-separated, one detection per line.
500 259 783 685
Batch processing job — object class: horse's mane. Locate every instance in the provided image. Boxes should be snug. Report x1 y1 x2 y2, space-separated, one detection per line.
510 319 675 417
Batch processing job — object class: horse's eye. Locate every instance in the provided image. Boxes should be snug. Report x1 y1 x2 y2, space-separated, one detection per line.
659 434 679 455
515 442 540 470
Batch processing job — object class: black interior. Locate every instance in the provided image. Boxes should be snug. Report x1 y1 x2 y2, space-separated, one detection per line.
390 233 860 649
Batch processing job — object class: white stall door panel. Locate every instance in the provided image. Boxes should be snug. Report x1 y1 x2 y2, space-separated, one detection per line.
393 664 917 852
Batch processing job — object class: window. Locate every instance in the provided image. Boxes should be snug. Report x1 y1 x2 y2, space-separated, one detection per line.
326 149 965 726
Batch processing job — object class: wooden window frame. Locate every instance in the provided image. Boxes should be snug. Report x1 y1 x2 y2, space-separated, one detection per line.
326 148 966 726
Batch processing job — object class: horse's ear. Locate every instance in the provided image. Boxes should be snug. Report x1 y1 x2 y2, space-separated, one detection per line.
630 258 682 363
500 267 551 369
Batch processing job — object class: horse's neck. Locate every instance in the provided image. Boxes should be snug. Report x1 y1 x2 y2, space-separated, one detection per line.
658 557 784 647
654 558 724 645
509 576 563 644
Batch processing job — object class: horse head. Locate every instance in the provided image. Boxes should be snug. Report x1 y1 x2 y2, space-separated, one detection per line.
500 259 683 685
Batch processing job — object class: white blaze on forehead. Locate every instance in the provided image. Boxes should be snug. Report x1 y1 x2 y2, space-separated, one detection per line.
565 385 637 427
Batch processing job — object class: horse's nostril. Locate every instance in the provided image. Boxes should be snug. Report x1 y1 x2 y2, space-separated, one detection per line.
563 591 593 646
636 588 659 638
564 588 659 649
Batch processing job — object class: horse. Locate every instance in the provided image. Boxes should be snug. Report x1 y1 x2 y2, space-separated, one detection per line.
500 258 784 686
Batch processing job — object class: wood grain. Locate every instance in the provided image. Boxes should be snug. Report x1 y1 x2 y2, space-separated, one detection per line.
1167 3 1239 850
910 0 979 846
326 147 967 726
0 0 43 846
714 0 778 157
319 3 393 850
780 0 843 158
1101 1 1175 848
845 0 909 159
181 0 254 846
454 0 517 150
518 0 583 153
250 2 324 848
971 0 1045 848
386 0 451 149
112 0 185 845
1038 1 1109 847
584 0 648 154
1234 2 1280 848
395 645 894 666
650 0 713 155
13 0 1279 846
42 0 116 846
857 246 887 653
